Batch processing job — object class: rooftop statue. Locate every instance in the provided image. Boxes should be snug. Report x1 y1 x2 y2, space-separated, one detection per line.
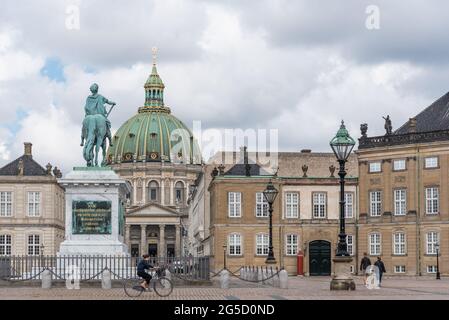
383 115 393 136
81 83 116 167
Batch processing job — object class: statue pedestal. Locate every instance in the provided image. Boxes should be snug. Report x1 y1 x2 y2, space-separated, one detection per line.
330 256 356 291
58 167 130 256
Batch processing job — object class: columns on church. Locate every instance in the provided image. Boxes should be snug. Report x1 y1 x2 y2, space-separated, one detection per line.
161 180 165 205
170 180 174 206
175 224 181 257
159 224 165 258
140 224 147 256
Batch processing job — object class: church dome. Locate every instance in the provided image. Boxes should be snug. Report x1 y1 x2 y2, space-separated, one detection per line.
107 58 202 165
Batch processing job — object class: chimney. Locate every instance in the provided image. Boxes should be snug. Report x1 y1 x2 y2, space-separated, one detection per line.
244 146 251 177
408 118 417 133
24 142 32 157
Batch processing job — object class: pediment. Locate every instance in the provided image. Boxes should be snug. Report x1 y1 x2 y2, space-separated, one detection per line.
126 202 180 216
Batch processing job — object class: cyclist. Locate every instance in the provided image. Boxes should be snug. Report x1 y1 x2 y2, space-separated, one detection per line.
137 254 154 290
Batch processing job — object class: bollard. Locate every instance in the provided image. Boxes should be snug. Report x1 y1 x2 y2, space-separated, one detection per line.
279 269 288 289
220 269 230 289
41 269 52 289
101 269 112 290
165 269 172 281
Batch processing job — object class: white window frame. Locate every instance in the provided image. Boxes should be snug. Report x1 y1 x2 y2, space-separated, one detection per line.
393 232 406 255
369 191 382 217
0 234 12 256
285 192 299 218
255 233 269 256
344 192 354 218
285 234 298 256
369 162 381 173
426 232 439 255
369 233 381 256
346 234 354 256
425 157 438 169
27 192 41 217
427 265 437 273
228 192 242 218
228 233 242 256
255 192 268 217
425 187 439 215
393 159 406 171
0 191 13 217
312 192 326 218
394 265 406 273
27 234 40 256
394 189 407 216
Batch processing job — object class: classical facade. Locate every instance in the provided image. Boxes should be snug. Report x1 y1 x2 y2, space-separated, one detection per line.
190 149 358 275
357 92 449 276
0 143 65 256
106 58 202 258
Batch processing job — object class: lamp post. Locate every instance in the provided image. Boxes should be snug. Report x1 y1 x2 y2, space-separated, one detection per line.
436 243 441 280
263 180 279 264
329 120 356 290
223 242 227 270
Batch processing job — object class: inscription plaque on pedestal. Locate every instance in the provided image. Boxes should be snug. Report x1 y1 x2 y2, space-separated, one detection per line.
72 200 112 234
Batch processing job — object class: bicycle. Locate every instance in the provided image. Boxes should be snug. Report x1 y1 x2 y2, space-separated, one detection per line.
124 266 173 298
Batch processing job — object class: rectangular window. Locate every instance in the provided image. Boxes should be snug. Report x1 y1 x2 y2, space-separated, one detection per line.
344 193 353 218
256 234 269 256
346 235 354 256
393 159 406 171
426 232 439 255
369 191 382 217
285 193 299 218
27 192 41 217
0 235 12 256
312 193 326 218
425 157 438 169
27 234 40 256
425 187 439 214
393 232 406 255
255 192 268 217
369 233 381 256
394 266 406 273
369 162 381 173
228 234 241 256
0 192 12 217
427 265 437 273
285 234 298 256
394 189 407 216
228 192 242 218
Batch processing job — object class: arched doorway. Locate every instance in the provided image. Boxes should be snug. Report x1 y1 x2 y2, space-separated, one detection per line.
309 240 331 276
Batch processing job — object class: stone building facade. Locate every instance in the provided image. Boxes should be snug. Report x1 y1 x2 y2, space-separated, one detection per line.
106 58 202 258
0 143 65 256
357 92 449 276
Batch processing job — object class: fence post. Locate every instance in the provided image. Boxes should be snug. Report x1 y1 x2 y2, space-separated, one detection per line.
220 269 230 289
102 269 112 290
41 269 52 289
279 269 288 289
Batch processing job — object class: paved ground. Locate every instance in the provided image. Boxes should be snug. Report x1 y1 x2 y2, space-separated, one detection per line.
0 276 448 300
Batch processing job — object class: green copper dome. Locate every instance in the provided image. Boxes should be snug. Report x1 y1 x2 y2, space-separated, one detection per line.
106 62 202 165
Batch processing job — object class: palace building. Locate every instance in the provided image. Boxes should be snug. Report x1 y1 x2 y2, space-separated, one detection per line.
0 143 65 256
106 57 202 259
357 92 449 276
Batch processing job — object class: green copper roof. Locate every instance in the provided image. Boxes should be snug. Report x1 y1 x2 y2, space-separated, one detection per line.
106 61 202 165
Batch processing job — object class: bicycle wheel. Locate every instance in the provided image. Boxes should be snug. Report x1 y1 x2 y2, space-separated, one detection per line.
153 277 173 297
124 279 145 298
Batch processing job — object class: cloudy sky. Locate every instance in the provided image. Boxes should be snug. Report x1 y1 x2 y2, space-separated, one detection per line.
1 0 449 171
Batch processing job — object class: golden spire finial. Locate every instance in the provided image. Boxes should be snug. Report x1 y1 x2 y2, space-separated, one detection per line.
152 47 158 65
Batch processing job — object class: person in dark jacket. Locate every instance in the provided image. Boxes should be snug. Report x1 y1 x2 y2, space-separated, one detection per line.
137 254 154 290
360 253 371 278
374 256 386 286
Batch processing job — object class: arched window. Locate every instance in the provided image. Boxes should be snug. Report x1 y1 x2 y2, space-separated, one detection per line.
148 180 159 203
175 181 184 204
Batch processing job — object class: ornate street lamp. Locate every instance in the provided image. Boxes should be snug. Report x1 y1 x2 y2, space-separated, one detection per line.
330 120 355 257
263 180 279 264
223 241 227 270
330 120 356 290
436 243 441 280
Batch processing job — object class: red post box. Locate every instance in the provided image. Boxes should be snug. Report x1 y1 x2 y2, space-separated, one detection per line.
297 250 304 275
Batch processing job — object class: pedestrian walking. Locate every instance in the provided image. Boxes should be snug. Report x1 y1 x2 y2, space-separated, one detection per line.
360 252 371 278
374 256 386 286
